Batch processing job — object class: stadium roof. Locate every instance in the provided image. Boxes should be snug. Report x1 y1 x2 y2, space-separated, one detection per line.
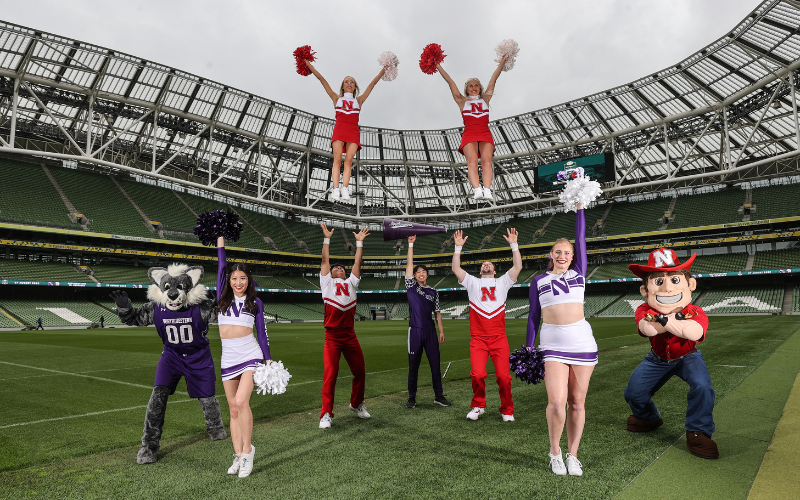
1 0 800 222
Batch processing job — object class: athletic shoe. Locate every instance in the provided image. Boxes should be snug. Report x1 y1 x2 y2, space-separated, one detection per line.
350 403 371 419
566 453 583 476
433 396 451 407
502 413 515 422
238 445 254 478
227 454 241 475
331 187 340 202
340 186 351 200
549 452 567 475
406 397 416 409
482 188 493 201
466 407 485 420
472 187 484 200
319 412 332 429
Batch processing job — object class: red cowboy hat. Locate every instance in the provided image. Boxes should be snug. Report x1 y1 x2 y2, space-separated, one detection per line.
628 248 696 279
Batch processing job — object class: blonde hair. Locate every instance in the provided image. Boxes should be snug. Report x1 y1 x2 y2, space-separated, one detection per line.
340 76 360 97
463 78 484 99
547 238 574 271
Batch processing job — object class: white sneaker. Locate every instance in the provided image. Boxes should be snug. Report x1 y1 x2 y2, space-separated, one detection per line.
340 186 351 200
502 413 515 422
549 451 567 476
466 407 485 420
472 187 484 201
331 187 341 201
349 403 371 419
482 188 493 201
238 445 254 478
319 412 332 429
227 454 240 475
566 453 583 476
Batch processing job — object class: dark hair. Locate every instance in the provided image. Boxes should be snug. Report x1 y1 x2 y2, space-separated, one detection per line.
413 264 428 275
641 269 693 284
216 263 258 316
546 238 575 272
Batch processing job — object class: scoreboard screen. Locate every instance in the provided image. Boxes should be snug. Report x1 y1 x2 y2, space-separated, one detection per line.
534 152 615 193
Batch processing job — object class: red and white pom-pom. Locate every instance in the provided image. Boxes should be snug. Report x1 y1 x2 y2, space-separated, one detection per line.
494 39 520 71
293 45 316 76
378 51 399 82
419 43 446 75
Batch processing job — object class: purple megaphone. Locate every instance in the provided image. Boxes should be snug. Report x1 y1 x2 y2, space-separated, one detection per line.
382 218 446 241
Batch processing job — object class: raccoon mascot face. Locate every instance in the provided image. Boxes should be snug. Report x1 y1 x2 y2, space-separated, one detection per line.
147 264 207 311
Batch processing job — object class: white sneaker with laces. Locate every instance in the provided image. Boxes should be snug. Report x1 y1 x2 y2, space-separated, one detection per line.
566 453 583 476
466 407 485 420
331 187 341 202
227 454 240 475
549 451 567 476
473 187 484 200
238 445 254 478
340 186 351 200
350 403 371 419
502 413 515 422
482 188 493 201
319 412 332 429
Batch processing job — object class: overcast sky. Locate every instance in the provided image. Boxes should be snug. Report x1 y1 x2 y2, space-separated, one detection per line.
4 0 759 130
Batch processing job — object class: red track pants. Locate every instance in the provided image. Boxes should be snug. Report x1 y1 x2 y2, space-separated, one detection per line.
470 334 514 415
321 327 366 418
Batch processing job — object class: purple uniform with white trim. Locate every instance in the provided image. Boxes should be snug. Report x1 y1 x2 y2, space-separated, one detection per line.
405 278 443 398
217 246 270 381
526 209 598 365
152 303 217 398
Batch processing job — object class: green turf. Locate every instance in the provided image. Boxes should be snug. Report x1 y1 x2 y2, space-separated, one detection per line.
0 316 797 499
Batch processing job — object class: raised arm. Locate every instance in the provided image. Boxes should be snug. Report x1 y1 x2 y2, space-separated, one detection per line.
502 227 523 282
451 230 467 283
356 67 386 106
254 299 271 361
320 223 334 276
110 290 156 327
483 57 506 104
305 61 340 104
216 236 227 301
351 227 370 278
574 204 586 276
405 235 416 278
437 64 465 106
526 280 542 347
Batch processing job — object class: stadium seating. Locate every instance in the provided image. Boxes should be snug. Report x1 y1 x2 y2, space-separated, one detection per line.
0 160 80 229
700 285 783 313
0 259 94 282
602 197 673 236
691 253 748 274
584 292 626 316
358 276 398 290
599 291 646 316
589 262 641 280
0 309 21 328
750 183 800 220
0 299 121 327
670 189 745 228
434 275 462 289
793 286 800 313
751 248 800 270
541 205 608 242
393 301 410 319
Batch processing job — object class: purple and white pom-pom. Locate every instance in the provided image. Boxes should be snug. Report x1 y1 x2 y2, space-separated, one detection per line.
193 209 244 246
494 39 520 71
559 176 603 213
509 345 545 384
253 360 292 395
379 51 399 82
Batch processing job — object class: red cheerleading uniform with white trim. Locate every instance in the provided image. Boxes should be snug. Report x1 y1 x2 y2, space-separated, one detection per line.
458 97 494 155
331 93 362 151
460 272 515 336
320 272 359 329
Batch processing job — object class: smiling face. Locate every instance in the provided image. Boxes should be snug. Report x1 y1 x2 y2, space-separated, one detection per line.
340 76 358 96
414 266 428 286
464 78 483 98
229 270 248 297
331 265 346 280
479 261 496 277
549 241 574 273
640 271 696 314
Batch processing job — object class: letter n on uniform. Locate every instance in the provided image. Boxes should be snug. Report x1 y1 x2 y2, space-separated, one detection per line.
481 287 496 301
335 283 349 296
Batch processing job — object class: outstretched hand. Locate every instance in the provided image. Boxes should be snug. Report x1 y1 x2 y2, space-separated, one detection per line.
453 230 468 246
109 290 131 310
408 235 416 244
503 228 518 244
353 227 370 241
321 223 334 238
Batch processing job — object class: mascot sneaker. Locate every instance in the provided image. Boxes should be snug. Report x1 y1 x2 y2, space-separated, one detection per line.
319 412 332 429
549 452 567 475
349 403 371 419
238 445 255 478
227 454 241 475
340 186 351 200
686 431 719 459
331 187 341 201
502 413 515 422
566 453 583 476
466 407 485 420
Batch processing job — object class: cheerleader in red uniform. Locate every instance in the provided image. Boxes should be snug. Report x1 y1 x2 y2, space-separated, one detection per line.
305 61 386 202
436 57 506 202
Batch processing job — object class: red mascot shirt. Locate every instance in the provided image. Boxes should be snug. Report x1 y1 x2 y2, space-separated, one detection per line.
635 303 708 360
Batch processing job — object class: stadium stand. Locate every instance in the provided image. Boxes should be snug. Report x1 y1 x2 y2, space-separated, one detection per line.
750 183 800 220
691 253 749 274
700 285 783 314
0 299 121 327
541 205 608 242
670 189 745 229
584 292 626 316
0 160 80 230
751 248 800 270
602 197 674 236
0 311 20 328
116 180 198 237
393 301 410 320
793 286 800 313
599 291 646 316
0 259 94 282
435 275 462 289
589 262 641 280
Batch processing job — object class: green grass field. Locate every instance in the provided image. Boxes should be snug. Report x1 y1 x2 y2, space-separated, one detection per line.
0 316 798 499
